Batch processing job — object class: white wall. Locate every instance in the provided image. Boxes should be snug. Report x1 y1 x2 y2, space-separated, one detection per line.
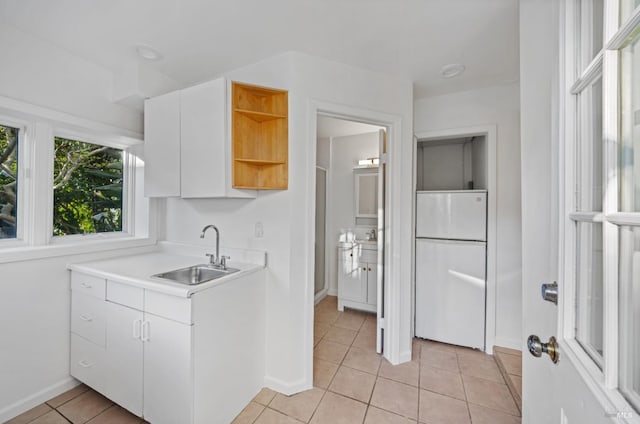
417 143 467 190
316 137 330 169
0 24 149 420
163 52 414 393
0 23 142 134
326 132 379 295
0 245 156 421
414 82 522 349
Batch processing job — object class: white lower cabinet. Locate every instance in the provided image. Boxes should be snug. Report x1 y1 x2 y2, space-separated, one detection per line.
70 272 193 423
142 313 192 424
337 244 377 312
104 302 143 416
69 268 265 424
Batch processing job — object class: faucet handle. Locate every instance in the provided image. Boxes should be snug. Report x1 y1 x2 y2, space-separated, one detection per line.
206 253 216 265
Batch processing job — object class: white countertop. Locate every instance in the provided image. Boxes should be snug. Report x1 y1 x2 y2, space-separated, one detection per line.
67 242 266 298
338 239 378 249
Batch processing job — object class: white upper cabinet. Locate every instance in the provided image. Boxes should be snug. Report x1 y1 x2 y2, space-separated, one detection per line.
144 78 256 198
144 91 181 197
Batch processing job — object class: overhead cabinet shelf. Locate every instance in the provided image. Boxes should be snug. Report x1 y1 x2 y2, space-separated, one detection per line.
234 109 287 122
232 82 289 190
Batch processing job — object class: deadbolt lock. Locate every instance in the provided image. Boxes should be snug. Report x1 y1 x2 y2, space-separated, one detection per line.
527 335 559 364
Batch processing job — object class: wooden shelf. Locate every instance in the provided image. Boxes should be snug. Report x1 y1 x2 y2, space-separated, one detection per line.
234 109 286 122
234 158 286 165
232 82 288 190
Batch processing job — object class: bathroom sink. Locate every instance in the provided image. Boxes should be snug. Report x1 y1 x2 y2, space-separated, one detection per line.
153 264 239 285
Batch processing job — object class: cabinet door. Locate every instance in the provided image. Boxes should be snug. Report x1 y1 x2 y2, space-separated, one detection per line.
180 79 226 198
144 91 181 197
105 302 143 416
339 250 365 302
366 263 378 306
143 314 192 424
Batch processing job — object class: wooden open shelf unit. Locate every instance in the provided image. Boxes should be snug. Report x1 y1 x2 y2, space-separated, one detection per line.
232 82 288 190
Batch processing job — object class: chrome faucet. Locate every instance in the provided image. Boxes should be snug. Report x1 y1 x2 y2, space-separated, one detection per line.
200 224 227 269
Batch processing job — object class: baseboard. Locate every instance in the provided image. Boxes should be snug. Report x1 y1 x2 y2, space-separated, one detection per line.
397 349 412 364
492 336 522 352
328 288 338 296
0 377 80 423
263 375 311 396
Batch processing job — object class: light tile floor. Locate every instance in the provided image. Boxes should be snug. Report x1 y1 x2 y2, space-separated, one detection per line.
233 295 522 424
8 295 521 424
6 384 145 424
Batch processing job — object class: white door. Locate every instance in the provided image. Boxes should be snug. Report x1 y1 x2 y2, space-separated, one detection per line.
143 314 193 424
522 1 639 423
315 167 327 298
377 128 387 354
105 302 143 416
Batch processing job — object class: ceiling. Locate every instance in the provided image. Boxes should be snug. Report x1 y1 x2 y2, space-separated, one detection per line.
0 0 519 99
317 116 382 139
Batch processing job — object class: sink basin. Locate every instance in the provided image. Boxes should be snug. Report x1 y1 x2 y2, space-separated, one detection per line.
153 264 239 285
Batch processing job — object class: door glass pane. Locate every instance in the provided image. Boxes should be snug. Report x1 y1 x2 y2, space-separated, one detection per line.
577 77 603 211
575 221 604 367
579 0 604 69
0 124 19 239
619 226 640 411
621 0 640 24
620 34 640 212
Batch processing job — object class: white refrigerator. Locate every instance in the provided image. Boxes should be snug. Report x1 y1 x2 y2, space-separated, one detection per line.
415 190 487 350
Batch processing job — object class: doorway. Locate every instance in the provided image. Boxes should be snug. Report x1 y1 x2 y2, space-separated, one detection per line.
312 114 387 388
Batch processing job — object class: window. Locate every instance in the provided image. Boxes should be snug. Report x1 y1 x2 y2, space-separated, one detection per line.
53 137 124 236
564 0 640 415
0 124 19 240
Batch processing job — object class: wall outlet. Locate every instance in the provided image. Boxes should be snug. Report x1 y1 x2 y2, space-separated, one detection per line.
255 221 264 238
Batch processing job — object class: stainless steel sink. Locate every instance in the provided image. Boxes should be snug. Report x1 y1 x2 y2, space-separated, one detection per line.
153 264 239 285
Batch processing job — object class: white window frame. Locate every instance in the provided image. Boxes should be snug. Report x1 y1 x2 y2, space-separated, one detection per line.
560 0 640 420
0 115 28 248
49 128 136 244
0 95 155 264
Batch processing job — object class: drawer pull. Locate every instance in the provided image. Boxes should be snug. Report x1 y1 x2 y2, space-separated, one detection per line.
79 314 93 322
132 319 142 339
78 360 94 368
80 282 93 289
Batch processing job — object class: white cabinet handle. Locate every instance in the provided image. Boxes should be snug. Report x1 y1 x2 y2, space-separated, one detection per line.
79 314 93 322
78 360 93 368
132 319 142 339
141 321 150 342
80 282 93 289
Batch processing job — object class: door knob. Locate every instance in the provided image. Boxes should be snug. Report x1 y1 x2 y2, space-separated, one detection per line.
541 282 558 304
527 335 559 363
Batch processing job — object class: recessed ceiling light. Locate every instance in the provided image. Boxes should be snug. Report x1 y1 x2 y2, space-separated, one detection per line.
440 63 465 79
136 44 163 61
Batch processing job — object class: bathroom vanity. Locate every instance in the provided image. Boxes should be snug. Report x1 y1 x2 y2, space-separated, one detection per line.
337 240 378 312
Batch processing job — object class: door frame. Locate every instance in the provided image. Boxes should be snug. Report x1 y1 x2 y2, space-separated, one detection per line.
414 125 498 352
314 165 330 304
305 99 405 389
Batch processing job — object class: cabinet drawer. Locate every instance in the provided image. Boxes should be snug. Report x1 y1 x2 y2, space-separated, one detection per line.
107 280 144 310
71 293 106 346
145 290 192 324
71 272 106 300
70 333 106 393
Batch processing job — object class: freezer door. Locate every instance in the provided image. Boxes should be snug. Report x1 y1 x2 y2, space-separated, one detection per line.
415 191 487 241
415 239 486 349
